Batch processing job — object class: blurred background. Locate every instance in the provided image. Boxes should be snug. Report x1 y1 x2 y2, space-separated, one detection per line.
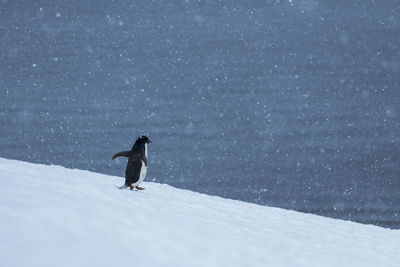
1 0 399 228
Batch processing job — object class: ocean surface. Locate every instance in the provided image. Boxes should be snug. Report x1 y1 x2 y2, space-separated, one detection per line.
1 0 399 228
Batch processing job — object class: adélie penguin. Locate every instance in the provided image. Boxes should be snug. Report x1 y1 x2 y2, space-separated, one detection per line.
112 136 152 190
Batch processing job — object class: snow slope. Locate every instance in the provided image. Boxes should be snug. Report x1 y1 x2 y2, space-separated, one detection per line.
0 158 399 267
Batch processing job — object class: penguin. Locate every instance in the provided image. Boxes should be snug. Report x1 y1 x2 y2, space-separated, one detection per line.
112 136 152 190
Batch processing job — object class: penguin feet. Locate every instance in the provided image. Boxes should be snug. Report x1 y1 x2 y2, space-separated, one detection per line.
128 185 145 190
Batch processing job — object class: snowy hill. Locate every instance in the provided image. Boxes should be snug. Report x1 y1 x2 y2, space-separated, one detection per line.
0 158 399 267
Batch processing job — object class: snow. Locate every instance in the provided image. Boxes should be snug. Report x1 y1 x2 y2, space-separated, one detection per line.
0 157 399 267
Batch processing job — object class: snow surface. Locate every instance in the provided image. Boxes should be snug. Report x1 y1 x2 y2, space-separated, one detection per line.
0 158 399 267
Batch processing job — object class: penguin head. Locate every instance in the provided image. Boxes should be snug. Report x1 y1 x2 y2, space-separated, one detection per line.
136 135 152 145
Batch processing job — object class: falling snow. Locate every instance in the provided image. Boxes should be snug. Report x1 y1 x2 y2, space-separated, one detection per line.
0 0 399 228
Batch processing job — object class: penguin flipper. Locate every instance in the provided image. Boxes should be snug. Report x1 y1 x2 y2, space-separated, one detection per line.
112 151 131 160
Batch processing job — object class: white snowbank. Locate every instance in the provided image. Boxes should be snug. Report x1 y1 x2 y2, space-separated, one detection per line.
0 158 399 267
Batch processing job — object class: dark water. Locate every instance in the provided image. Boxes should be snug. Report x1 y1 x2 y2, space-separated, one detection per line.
1 0 399 228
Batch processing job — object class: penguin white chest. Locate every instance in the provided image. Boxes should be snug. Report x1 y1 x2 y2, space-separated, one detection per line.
134 144 148 187
140 161 147 178
135 160 147 185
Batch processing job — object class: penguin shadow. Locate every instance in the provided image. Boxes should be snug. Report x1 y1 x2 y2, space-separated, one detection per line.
113 184 146 191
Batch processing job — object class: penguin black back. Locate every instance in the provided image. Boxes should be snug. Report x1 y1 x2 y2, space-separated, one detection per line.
131 136 151 157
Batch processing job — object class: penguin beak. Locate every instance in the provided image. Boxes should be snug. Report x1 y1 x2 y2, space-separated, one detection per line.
147 139 152 143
